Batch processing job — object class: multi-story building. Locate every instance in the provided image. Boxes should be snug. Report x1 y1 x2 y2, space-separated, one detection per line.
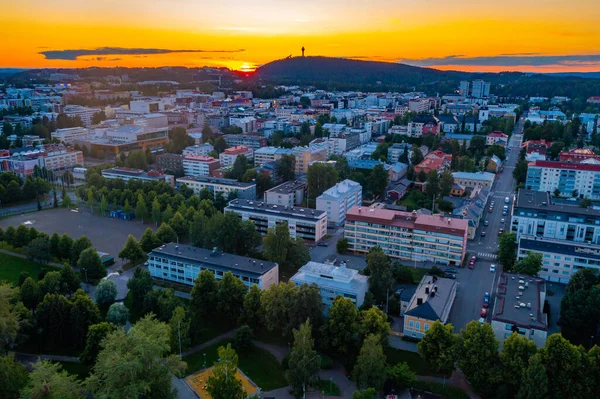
486 131 509 147
73 124 169 156
254 147 294 166
316 179 362 226
223 134 267 150
183 155 220 177
408 98 431 113
263 180 307 207
63 105 97 126
452 172 494 190
459 81 470 98
414 150 452 175
525 161 600 199
102 167 172 183
147 243 278 289
345 207 469 265
491 272 548 348
558 148 600 163
182 143 214 157
51 127 91 144
290 261 368 308
387 143 411 164
403 275 457 339
176 176 256 200
156 153 184 174
219 146 254 167
292 145 328 174
225 199 327 242
0 146 84 178
471 79 491 98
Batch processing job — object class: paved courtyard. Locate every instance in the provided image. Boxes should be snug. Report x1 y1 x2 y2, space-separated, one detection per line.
0 208 150 262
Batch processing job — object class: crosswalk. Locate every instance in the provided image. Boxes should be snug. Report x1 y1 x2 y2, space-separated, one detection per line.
477 252 498 260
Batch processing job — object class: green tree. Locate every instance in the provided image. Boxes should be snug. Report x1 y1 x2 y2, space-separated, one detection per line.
168 211 187 241
217 272 247 326
202 122 214 143
538 334 587 399
276 154 296 181
39 271 62 296
410 146 424 165
500 333 538 394
239 284 262 330
156 222 177 243
127 268 154 309
135 194 148 222
233 325 253 353
418 320 459 374
70 235 93 265
387 362 416 389
21 360 84 399
0 354 28 399
417 169 427 182
168 306 190 354
366 247 394 302
337 237 349 254
353 388 376 399
70 289 101 349
95 279 117 308
359 307 390 345
307 163 338 200
100 195 108 216
87 189 95 213
191 269 218 319
261 281 296 335
20 277 41 310
118 234 146 265
62 190 73 208
353 334 387 390
59 264 81 297
37 293 73 350
151 198 162 226
425 169 440 199
80 322 116 366
57 233 73 260
263 222 309 276
456 321 500 396
123 198 132 214
498 232 517 271
514 252 542 276
559 269 600 346
206 344 245 399
140 228 161 253
24 236 51 264
439 171 454 197
77 247 106 284
513 159 529 184
230 154 249 180
321 296 359 354
106 303 130 326
86 315 187 398
287 320 321 398
516 354 548 399
0 284 20 352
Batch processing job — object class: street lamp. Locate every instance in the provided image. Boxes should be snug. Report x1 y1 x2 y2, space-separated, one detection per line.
329 377 333 394
82 268 88 284
203 353 206 368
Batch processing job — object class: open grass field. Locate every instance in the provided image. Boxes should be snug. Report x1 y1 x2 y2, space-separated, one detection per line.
183 340 287 391
0 252 59 285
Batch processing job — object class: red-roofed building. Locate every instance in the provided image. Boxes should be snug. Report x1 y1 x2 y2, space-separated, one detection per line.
183 155 220 177
587 96 600 104
522 139 553 155
525 160 600 199
219 145 254 167
559 148 600 163
344 206 468 265
486 131 508 146
414 150 452 175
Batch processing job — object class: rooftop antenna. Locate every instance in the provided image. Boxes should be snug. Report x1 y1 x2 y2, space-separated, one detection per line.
302 46 305 57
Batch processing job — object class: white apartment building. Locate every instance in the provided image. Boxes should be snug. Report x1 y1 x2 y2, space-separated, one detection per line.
219 146 254 167
225 199 327 242
129 100 165 114
263 180 307 207
408 99 431 113
525 161 600 200
316 179 362 226
290 262 368 308
229 116 257 133
254 147 294 166
63 105 97 126
182 143 214 157
176 176 256 200
51 127 90 144
182 155 220 177
471 80 491 98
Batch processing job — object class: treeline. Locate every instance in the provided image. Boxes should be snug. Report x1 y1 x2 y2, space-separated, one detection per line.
0 172 51 206
522 119 584 148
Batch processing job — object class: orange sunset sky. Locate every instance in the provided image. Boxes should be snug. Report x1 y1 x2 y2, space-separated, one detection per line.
2 0 600 73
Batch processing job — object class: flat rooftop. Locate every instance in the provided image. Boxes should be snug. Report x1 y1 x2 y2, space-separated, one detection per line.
493 272 547 330
149 243 277 275
291 261 367 292
515 189 600 217
177 175 255 188
519 237 600 261
226 199 326 221
265 180 307 195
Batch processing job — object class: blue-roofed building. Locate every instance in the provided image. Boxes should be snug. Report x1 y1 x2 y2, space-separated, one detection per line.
452 171 495 190
389 162 408 181
348 159 391 172
438 115 459 133
444 133 483 145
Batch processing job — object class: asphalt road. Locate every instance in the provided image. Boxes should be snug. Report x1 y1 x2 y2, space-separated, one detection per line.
447 117 525 332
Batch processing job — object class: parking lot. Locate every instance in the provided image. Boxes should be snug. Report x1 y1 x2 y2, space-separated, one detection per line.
0 208 150 262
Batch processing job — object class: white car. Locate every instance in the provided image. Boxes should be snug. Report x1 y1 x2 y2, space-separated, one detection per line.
490 264 496 272
500 218 505 223
479 317 485 324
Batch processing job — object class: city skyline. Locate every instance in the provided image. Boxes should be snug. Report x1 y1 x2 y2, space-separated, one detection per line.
2 0 600 72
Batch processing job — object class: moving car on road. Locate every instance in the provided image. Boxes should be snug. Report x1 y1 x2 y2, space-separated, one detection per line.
484 220 489 226
498 228 504 236
480 308 488 317
483 292 490 308
481 231 487 237
490 264 496 273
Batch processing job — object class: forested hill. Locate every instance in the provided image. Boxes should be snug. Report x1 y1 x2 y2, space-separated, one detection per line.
253 56 467 91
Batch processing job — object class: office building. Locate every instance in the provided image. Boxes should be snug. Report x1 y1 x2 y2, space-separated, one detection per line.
176 176 256 200
316 179 362 226
102 167 172 183
263 180 307 207
183 155 220 177
147 243 278 289
403 275 457 339
491 273 548 348
51 127 91 144
219 146 254 167
452 171 494 190
290 261 368 308
225 199 327 242
73 124 169 156
345 207 468 265
223 134 267 150
525 161 600 199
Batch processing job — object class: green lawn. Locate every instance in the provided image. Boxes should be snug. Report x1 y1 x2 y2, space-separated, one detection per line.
183 340 288 391
0 252 59 285
384 347 447 377
55 361 91 381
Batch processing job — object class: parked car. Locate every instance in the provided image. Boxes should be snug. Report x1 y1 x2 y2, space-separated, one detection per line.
483 292 490 308
489 207 493 213
498 228 504 236
500 218 505 224
484 220 489 226
505 197 510 204
468 263 475 270
502 210 507 216
317 243 328 247
446 268 459 274
480 308 488 317
444 273 457 280
471 255 476 262
479 317 485 324
490 264 496 272
481 231 487 237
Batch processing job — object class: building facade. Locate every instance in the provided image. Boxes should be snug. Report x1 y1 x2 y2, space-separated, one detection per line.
147 243 278 289
176 176 256 199
223 134 267 150
183 155 220 177
452 171 495 190
316 179 363 226
225 199 327 242
102 167 171 183
263 180 307 207
344 207 468 265
525 161 600 199
219 146 254 167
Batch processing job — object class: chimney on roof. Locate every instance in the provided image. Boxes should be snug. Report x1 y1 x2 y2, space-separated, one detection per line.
425 287 430 294
417 298 423 305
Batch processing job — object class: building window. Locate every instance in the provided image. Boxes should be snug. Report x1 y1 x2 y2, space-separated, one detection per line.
409 320 414 328
416 322 421 331
424 324 430 332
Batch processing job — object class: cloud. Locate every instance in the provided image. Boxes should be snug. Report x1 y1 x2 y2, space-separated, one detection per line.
40 47 245 60
400 54 600 67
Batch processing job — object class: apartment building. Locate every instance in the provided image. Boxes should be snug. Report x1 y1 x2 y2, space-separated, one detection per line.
223 134 267 150
254 147 294 166
452 171 495 190
102 167 171 183
292 145 328 174
0 146 84 178
63 105 97 126
486 131 509 146
176 176 256 200
225 199 327 242
316 179 362 226
344 207 468 265
183 155 220 177
471 79 491 98
51 127 91 144
156 153 184 174
182 143 214 157
147 243 278 289
558 148 600 163
525 161 600 199
263 180 307 207
403 275 457 339
491 273 548 348
219 146 254 167
290 262 368 308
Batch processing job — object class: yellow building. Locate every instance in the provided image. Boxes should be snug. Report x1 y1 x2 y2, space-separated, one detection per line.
403 275 457 339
